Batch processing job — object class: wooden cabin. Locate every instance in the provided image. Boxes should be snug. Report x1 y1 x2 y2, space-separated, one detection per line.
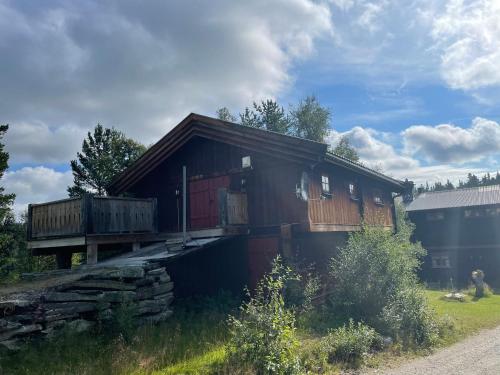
406 185 500 288
28 113 406 287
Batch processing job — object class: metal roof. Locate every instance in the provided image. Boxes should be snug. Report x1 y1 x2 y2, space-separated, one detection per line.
406 185 500 211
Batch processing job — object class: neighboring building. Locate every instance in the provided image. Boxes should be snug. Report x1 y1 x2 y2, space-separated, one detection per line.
406 185 500 288
27 113 406 292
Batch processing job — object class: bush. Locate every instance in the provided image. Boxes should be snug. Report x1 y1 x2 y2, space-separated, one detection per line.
227 256 302 375
381 287 439 347
329 221 438 348
320 320 380 364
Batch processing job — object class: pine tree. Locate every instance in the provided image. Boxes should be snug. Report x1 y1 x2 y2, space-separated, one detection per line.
240 100 291 134
290 95 330 142
68 124 146 197
216 107 237 122
333 136 360 162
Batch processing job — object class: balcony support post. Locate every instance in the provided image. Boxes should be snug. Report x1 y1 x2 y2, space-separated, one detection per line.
87 243 98 265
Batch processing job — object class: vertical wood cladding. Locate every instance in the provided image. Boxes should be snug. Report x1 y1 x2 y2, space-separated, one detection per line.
308 167 394 229
128 136 308 231
128 135 395 232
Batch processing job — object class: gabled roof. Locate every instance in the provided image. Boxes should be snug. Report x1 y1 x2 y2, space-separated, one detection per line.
406 185 500 212
109 113 405 194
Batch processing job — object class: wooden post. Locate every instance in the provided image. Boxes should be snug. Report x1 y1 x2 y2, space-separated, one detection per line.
182 166 187 246
27 204 33 241
280 224 293 259
87 243 98 265
218 188 228 227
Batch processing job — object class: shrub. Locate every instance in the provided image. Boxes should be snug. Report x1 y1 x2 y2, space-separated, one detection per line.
227 256 302 375
320 320 380 364
380 287 439 347
329 220 438 348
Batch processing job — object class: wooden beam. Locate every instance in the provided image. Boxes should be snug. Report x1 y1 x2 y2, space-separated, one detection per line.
87 243 98 265
28 236 86 249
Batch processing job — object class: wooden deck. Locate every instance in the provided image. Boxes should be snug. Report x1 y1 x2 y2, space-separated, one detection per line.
27 194 249 266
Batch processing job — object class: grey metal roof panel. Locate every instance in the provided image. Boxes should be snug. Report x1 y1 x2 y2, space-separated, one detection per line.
406 185 500 211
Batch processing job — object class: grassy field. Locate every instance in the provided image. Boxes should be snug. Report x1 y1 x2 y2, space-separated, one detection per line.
427 289 500 345
2 290 500 375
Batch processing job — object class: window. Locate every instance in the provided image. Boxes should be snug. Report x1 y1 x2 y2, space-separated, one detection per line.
464 208 485 219
432 255 451 269
321 174 332 197
348 183 359 200
485 207 500 216
426 211 444 221
373 189 384 205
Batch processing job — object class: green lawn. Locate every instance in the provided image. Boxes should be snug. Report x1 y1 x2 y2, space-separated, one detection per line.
427 290 500 345
2 290 500 375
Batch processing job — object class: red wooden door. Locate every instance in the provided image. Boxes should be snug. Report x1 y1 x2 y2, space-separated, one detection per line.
247 236 280 290
189 176 230 229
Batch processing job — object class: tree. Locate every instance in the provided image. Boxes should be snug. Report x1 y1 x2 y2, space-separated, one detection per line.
216 107 237 122
240 100 292 134
68 124 146 197
333 136 360 162
0 125 15 223
289 95 330 142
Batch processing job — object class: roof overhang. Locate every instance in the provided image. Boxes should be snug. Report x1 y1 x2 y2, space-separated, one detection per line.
324 154 406 191
108 113 327 194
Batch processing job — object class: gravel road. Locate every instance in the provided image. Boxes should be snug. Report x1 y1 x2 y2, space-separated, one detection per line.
369 325 500 375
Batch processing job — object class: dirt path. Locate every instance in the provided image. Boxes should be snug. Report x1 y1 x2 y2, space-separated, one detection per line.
369 325 500 375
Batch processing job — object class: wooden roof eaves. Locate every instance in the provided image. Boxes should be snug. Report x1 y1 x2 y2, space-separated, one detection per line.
324 154 405 191
109 114 326 194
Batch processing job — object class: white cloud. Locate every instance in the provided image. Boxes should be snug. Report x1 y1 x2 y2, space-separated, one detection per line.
327 126 418 172
4 167 73 217
6 122 86 164
0 0 333 162
432 0 500 90
403 117 500 163
327 120 499 186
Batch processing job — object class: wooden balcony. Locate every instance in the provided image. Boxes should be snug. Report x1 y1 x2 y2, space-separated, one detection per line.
27 195 159 263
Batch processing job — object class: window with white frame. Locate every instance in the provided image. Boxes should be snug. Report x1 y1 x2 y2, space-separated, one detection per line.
321 174 331 196
348 182 359 200
426 211 444 221
373 189 384 205
431 255 451 269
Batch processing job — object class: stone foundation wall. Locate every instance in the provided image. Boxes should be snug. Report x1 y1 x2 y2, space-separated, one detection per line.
0 263 173 351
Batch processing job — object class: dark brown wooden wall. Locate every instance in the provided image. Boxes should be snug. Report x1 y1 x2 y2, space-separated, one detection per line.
128 136 308 231
308 167 395 229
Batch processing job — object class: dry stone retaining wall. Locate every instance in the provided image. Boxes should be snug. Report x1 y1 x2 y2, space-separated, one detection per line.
0 263 173 351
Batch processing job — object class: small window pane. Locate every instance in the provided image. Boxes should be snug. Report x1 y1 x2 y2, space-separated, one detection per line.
426 211 444 221
321 175 330 194
373 189 384 205
349 183 358 200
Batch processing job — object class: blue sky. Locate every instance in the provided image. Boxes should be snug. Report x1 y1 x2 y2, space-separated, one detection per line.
2 0 500 215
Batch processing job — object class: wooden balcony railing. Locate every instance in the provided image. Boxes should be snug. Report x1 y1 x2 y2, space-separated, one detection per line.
28 195 158 240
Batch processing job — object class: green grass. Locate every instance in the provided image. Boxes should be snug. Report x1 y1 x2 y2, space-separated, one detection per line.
427 289 500 345
2 290 500 375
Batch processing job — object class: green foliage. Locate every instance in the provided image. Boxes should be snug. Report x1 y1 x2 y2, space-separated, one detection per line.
329 225 436 347
0 125 15 223
416 171 500 193
68 124 146 197
103 301 138 342
332 136 360 162
236 96 332 143
227 257 302 375
240 100 292 134
320 320 380 364
0 213 55 282
381 287 439 347
290 95 330 142
216 107 237 122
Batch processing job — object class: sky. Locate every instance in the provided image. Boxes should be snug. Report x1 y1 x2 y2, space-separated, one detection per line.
2 0 500 215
